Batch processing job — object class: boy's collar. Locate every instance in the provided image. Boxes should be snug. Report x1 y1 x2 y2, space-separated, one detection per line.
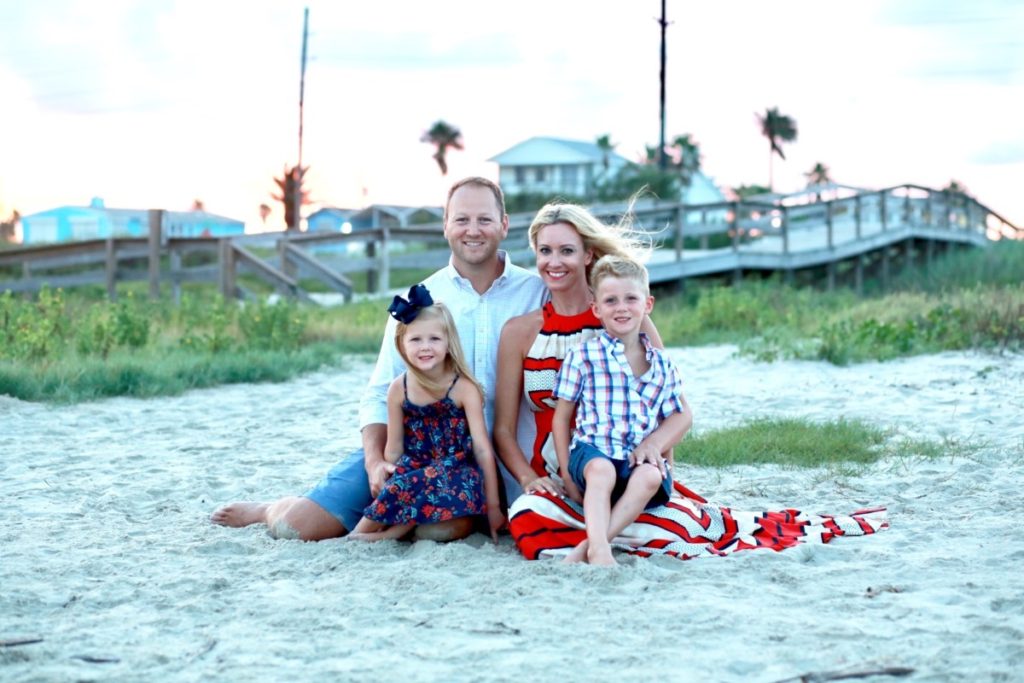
599 329 652 352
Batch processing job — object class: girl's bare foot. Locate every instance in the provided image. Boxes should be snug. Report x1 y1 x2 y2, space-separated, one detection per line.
210 502 269 528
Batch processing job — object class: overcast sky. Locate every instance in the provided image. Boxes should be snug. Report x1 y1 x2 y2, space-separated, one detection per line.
1 0 1021 231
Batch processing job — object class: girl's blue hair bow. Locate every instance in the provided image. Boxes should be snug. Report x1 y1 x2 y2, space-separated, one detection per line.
387 284 434 324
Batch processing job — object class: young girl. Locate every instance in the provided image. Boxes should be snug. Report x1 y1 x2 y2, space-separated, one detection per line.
347 284 505 543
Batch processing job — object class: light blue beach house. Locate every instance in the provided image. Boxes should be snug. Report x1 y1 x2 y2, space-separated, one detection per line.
306 204 445 234
489 136 628 198
489 135 725 205
20 198 246 244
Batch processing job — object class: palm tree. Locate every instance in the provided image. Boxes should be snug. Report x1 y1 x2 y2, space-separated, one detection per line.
272 164 310 231
0 209 18 242
258 203 271 225
944 179 968 196
421 120 463 175
804 162 832 187
757 107 798 191
804 162 832 202
943 179 970 210
670 134 701 187
595 134 614 171
191 199 205 212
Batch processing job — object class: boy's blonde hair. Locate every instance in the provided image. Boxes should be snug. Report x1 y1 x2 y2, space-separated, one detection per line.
589 254 650 296
394 302 484 398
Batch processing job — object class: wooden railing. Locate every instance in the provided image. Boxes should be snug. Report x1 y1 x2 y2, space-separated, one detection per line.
1 185 1019 302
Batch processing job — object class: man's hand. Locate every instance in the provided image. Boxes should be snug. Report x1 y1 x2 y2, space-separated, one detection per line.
368 460 396 497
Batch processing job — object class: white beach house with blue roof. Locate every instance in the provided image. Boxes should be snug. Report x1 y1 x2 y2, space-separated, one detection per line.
489 136 725 204
489 136 627 197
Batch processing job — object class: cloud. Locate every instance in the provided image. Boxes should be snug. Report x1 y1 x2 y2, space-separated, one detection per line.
971 140 1024 165
314 32 522 70
876 0 1024 85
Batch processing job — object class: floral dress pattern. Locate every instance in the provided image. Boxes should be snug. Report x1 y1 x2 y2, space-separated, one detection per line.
363 374 485 526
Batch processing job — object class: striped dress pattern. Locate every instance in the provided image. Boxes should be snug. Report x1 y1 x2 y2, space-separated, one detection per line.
508 302 888 560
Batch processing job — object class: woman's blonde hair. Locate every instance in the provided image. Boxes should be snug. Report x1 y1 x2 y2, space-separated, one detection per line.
527 195 651 279
394 302 484 399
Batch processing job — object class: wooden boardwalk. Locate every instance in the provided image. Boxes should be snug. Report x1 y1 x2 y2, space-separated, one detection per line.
1 183 1019 302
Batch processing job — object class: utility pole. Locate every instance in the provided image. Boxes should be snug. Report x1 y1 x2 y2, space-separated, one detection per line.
295 7 309 231
658 0 668 171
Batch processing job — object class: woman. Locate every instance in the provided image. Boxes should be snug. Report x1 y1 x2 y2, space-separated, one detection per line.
494 202 887 561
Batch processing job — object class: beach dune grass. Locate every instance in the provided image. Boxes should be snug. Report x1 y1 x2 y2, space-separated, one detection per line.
677 417 891 468
2 240 1022 404
0 343 348 403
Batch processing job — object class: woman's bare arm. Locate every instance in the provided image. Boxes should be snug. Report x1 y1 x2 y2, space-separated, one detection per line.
492 313 540 487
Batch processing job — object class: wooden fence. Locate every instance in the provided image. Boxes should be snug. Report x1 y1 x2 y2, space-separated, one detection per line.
1 183 1019 303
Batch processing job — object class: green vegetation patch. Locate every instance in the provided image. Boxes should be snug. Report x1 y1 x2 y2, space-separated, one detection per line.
0 286 382 403
653 240 1024 364
676 417 890 468
0 343 347 404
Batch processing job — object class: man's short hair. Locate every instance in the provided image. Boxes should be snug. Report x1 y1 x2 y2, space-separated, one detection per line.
444 177 506 223
589 254 650 296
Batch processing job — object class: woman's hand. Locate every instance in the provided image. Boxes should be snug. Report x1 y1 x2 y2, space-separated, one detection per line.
563 477 584 505
522 474 565 497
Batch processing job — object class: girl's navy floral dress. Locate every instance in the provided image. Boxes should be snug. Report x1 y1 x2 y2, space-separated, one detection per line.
364 374 485 525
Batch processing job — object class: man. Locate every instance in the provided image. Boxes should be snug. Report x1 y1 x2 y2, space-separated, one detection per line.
211 177 546 541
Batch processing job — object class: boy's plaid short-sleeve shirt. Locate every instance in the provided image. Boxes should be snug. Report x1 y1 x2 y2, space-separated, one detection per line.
553 331 686 460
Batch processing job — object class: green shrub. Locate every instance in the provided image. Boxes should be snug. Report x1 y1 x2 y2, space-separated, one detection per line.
111 293 151 348
75 306 117 358
238 299 307 350
0 287 69 361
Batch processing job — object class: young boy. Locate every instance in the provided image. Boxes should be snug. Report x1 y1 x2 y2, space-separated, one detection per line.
552 255 692 565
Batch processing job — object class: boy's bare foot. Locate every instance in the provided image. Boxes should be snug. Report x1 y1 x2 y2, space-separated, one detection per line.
587 542 617 566
210 502 269 528
562 540 589 564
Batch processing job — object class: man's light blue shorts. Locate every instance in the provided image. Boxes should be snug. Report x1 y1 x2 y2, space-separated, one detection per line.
304 449 373 532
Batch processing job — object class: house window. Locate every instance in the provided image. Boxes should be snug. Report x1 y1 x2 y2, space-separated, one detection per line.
563 165 578 190
515 167 525 184
535 167 546 183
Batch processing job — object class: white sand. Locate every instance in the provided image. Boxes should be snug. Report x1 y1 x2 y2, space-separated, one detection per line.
2 347 1023 682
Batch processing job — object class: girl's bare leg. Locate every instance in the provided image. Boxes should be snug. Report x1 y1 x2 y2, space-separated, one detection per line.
347 522 415 542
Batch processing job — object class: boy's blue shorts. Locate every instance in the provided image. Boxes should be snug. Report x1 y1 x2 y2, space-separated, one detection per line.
568 441 672 509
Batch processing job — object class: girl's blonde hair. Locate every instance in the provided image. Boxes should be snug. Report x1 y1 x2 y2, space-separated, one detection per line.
527 195 652 280
394 302 484 399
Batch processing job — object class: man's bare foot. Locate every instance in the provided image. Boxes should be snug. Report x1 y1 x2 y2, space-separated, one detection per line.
587 542 617 566
562 540 589 564
210 502 269 528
